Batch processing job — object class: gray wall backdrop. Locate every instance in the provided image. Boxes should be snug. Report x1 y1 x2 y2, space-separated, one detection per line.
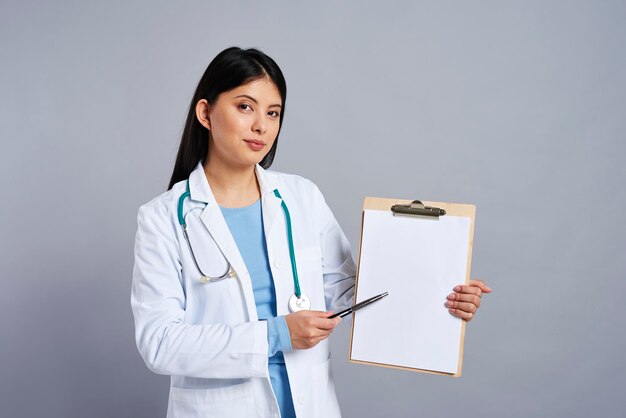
2 1 625 417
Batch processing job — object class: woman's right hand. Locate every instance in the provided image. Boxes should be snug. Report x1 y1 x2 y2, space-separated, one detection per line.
285 311 341 349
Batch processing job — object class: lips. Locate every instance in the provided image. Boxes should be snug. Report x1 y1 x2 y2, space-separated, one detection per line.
244 139 265 151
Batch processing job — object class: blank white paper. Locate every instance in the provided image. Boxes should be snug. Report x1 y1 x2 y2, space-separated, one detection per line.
351 209 471 374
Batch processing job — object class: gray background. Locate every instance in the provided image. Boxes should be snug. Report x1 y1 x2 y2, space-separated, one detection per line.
1 1 625 417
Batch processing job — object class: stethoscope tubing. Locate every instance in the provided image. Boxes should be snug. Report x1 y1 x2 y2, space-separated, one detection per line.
178 180 304 302
273 189 302 298
181 224 231 282
178 182 231 282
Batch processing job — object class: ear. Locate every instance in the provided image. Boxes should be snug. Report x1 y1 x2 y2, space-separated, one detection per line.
195 99 211 130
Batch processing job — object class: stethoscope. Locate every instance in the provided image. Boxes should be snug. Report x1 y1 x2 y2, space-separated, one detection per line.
177 180 311 312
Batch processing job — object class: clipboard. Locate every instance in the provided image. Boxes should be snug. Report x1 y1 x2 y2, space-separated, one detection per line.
348 196 476 377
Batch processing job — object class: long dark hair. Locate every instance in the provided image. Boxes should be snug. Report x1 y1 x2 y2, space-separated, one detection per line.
167 47 287 190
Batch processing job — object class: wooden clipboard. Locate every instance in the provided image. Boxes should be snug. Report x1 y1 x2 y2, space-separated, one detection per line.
348 196 476 377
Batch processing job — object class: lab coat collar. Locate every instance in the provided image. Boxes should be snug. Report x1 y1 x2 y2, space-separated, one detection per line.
187 162 215 205
254 164 279 198
254 164 283 238
188 161 284 241
187 162 279 205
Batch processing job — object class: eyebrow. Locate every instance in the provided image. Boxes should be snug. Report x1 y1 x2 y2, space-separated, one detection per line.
234 94 282 108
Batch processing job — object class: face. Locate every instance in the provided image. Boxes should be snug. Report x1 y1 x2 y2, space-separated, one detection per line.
198 77 282 170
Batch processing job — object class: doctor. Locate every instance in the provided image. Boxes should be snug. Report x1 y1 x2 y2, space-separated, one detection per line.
131 47 490 418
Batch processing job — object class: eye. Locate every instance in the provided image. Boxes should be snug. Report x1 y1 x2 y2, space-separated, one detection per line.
268 110 280 118
238 103 252 111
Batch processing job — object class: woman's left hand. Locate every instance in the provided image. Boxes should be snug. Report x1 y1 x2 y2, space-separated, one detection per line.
446 279 492 321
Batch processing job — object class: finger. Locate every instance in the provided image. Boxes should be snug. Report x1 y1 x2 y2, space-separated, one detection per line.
447 293 481 308
307 326 335 344
321 311 343 322
469 279 492 293
294 310 333 322
445 300 477 314
305 310 334 318
302 328 330 341
313 316 341 330
315 328 334 339
448 308 475 321
453 285 482 297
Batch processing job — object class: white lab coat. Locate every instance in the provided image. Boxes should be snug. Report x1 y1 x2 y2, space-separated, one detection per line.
131 163 356 418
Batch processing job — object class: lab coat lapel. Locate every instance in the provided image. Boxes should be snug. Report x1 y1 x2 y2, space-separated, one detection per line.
256 166 291 315
187 163 258 321
255 165 282 236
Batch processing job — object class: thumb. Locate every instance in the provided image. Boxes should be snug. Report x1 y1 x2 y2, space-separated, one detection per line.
305 310 333 318
470 279 492 293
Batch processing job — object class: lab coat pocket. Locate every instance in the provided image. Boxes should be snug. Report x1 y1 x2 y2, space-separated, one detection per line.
168 380 254 417
309 356 341 417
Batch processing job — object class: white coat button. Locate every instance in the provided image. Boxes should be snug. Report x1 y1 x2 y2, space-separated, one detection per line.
274 260 282 269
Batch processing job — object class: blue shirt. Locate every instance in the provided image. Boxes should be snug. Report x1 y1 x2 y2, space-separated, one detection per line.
221 200 296 418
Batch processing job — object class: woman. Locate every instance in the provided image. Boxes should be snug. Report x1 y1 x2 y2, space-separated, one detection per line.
131 47 490 418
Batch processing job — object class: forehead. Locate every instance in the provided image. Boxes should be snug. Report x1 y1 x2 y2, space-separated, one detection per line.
222 78 282 104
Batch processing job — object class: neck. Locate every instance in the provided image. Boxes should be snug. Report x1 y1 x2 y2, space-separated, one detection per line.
203 159 260 208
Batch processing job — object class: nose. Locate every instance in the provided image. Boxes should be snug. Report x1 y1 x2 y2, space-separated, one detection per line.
252 114 266 135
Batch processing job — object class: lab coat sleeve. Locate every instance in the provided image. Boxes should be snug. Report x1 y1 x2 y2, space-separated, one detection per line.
131 203 269 379
312 185 357 312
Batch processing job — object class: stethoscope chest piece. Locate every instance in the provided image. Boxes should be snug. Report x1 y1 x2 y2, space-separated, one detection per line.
289 293 311 312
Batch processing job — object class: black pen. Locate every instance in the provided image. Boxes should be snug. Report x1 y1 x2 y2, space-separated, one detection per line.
329 291 389 319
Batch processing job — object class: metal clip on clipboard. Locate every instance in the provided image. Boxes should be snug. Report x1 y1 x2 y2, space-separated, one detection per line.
390 200 446 218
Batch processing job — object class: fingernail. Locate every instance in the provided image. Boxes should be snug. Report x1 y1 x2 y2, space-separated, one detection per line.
454 286 461 292
446 301 453 307
448 293 455 300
